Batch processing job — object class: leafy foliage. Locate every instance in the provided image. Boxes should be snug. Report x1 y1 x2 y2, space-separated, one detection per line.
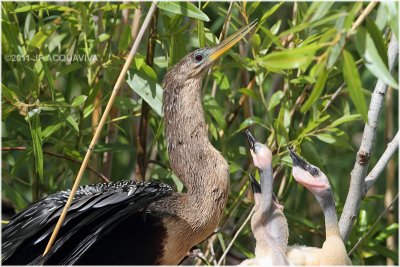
1 2 398 265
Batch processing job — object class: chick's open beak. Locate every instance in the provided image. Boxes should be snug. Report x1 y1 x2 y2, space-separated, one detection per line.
289 147 310 171
245 129 257 152
207 19 257 63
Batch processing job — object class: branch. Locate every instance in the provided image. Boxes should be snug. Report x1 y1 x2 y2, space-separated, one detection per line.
2 147 110 183
364 131 399 194
339 34 399 241
43 1 159 256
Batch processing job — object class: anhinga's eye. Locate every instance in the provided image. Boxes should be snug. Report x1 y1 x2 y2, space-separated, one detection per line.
311 168 319 176
194 53 204 62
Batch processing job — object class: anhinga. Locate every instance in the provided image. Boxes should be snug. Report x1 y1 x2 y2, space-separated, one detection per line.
286 148 352 265
2 21 257 265
240 130 289 266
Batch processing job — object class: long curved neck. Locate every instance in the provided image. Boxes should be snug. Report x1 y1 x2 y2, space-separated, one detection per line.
163 75 229 199
316 191 340 237
260 166 273 218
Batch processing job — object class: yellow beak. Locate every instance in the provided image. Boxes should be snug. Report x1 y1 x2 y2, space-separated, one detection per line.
208 19 258 62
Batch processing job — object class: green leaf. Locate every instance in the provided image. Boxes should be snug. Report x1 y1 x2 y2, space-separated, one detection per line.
126 73 163 117
118 24 131 53
374 223 399 242
13 4 77 13
316 133 336 144
233 116 267 135
97 33 110 43
141 64 158 82
197 20 205 48
366 18 388 66
279 13 346 37
259 43 327 70
260 2 283 23
170 173 184 192
27 109 43 182
24 12 36 41
342 50 368 122
212 71 230 90
42 121 64 140
300 67 328 113
99 3 138 12
29 22 59 49
268 91 284 111
305 1 334 22
239 88 258 101
329 114 362 128
39 101 74 110
2 83 19 103
42 61 55 99
71 95 88 107
158 2 210 22
204 96 226 129
364 33 398 89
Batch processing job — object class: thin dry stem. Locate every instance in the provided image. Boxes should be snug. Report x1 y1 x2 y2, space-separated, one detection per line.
346 1 378 39
217 209 254 266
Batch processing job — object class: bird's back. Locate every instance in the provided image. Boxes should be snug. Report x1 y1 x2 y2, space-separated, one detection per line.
2 180 173 265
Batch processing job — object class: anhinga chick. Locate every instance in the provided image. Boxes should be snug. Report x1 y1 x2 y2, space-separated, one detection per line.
286 148 352 265
2 21 257 265
241 130 289 266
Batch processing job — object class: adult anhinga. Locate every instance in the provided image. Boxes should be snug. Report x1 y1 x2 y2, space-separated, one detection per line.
286 148 352 265
2 21 257 265
240 130 289 266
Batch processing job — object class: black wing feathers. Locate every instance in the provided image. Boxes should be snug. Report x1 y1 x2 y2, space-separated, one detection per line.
2 180 172 265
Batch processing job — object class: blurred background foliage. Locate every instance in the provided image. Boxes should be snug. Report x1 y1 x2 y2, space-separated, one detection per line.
1 1 398 265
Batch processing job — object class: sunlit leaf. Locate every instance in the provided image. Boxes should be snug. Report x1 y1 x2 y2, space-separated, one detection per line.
364 33 398 89
158 2 210 22
259 43 327 70
126 73 163 117
268 91 284 111
329 114 362 128
366 18 388 66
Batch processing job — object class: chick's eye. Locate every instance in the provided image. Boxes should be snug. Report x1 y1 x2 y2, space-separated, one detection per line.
195 54 203 62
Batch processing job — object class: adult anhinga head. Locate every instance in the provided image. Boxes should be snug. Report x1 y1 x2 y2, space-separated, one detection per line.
164 20 257 85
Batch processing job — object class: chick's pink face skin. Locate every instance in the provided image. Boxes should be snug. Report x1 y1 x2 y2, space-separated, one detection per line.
292 166 328 193
250 143 272 170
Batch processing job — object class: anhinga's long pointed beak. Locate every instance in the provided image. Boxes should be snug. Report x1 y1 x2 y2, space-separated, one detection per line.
245 129 257 152
207 19 258 63
249 173 261 194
